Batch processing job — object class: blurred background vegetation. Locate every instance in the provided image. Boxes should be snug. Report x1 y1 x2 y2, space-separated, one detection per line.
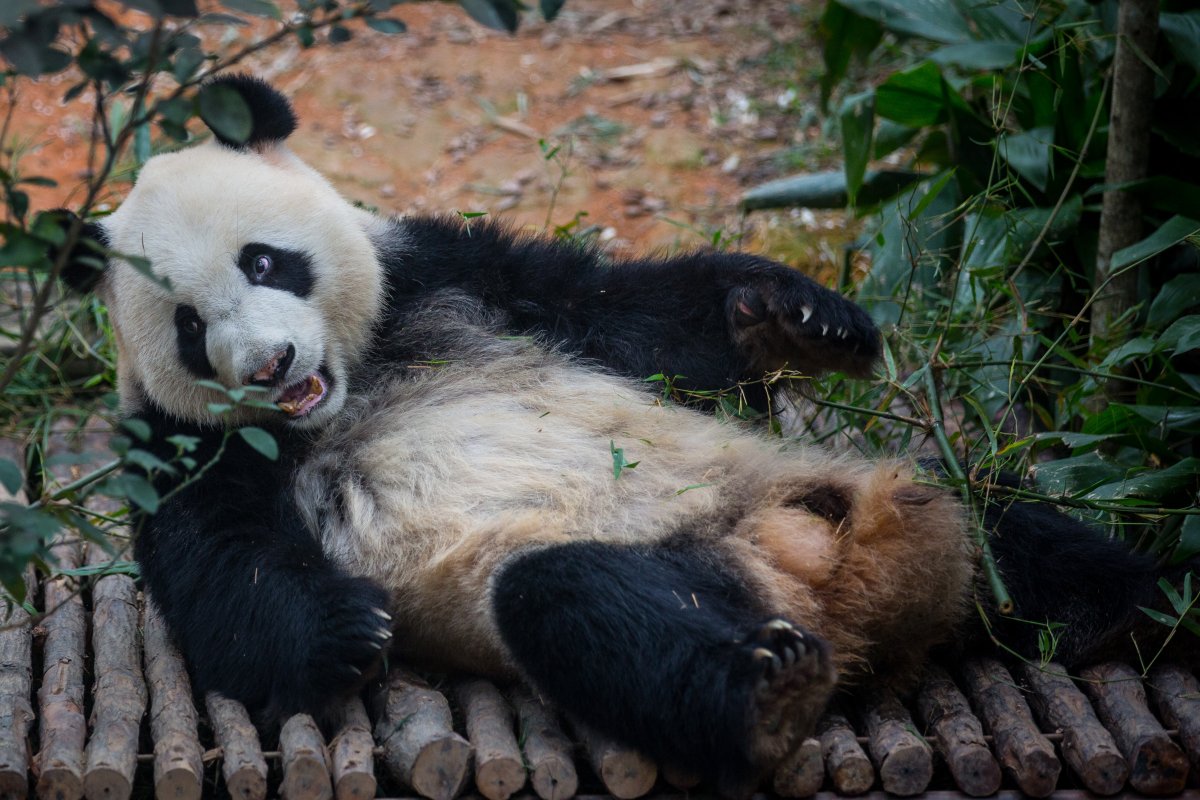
1 0 1197 635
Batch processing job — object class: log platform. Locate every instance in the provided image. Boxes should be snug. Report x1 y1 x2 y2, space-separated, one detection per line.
3 435 1200 798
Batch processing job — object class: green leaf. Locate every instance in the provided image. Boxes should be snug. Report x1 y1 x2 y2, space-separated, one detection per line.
928 40 1021 70
366 17 407 34
1086 458 1200 501
1148 274 1200 329
1160 316 1200 356
218 0 280 18
123 449 177 477
238 427 279 460
997 126 1053 193
121 418 152 442
1031 452 1131 497
459 0 520 32
1173 516 1200 564
0 459 22 496
1111 215 1200 272
119 473 160 513
840 91 875 207
1138 606 1181 629
328 25 352 43
875 61 950 127
834 0 972 44
609 440 638 480
1161 12 1200 75
819 1 882 109
539 0 565 20
197 82 253 145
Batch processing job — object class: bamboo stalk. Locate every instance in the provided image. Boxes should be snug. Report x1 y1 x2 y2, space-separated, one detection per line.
1148 664 1200 775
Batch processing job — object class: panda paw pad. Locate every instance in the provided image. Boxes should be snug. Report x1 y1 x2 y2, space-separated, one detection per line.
741 618 835 764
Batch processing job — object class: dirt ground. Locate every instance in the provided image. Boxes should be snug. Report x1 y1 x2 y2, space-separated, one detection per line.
7 0 853 273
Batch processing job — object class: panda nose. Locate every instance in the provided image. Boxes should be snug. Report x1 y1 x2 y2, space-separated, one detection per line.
247 344 295 386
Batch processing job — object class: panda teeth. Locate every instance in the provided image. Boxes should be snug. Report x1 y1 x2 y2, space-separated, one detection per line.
277 372 329 417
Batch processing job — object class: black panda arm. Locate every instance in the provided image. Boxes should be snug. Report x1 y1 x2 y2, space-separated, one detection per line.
131 407 391 722
381 216 880 400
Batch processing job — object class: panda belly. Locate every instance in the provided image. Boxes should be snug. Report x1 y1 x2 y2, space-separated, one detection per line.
294 355 972 678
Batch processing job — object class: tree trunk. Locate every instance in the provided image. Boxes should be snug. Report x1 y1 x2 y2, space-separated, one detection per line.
1091 0 1159 403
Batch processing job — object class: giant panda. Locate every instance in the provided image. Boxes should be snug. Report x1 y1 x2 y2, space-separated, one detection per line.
59 74 1169 795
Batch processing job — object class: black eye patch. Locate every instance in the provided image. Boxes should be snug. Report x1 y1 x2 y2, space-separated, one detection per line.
175 304 216 380
237 243 314 297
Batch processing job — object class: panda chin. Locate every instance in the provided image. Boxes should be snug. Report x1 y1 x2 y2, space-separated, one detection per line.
276 370 330 419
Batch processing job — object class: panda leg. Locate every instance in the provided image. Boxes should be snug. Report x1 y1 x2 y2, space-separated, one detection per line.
491 540 836 795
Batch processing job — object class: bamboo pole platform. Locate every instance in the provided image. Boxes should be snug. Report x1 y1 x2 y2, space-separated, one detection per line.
3 432 1200 798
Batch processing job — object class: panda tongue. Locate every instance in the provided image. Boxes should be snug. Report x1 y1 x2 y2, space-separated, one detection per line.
277 372 327 417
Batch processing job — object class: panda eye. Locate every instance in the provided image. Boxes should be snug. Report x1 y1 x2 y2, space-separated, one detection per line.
175 305 204 337
252 254 273 280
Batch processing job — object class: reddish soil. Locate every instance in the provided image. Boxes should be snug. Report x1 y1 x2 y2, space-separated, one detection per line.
5 0 852 271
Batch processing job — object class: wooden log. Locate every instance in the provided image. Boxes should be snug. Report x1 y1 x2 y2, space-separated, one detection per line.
960 658 1059 797
456 680 525 800
36 537 87 800
83 538 146 800
330 699 375 800
1021 662 1128 795
859 688 932 797
771 737 823 798
142 604 202 800
204 693 267 800
1148 664 1200 774
574 722 657 800
0 566 35 800
658 763 700 791
915 665 1000 797
280 714 332 800
1080 662 1188 795
373 669 472 800
510 689 578 800
816 703 873 796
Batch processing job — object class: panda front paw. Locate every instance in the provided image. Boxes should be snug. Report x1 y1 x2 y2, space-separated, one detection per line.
287 579 394 719
728 270 880 378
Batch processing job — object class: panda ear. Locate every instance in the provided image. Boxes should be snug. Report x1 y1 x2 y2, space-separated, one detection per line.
200 74 298 151
45 210 110 293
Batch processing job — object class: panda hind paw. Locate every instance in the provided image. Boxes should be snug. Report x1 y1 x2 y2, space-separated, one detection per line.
741 618 835 765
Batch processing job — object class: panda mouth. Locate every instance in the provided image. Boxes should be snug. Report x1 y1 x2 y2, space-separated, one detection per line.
277 370 329 417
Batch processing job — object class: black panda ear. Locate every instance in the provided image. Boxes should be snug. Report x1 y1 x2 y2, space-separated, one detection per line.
45 210 110 293
200 74 298 150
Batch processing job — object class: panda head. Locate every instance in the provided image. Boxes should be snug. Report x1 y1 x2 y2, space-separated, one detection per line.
82 75 385 429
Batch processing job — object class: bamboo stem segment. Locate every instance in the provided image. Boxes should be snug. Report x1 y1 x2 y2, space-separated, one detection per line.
511 689 578 800
204 693 267 800
142 604 203 800
330 699 375 800
861 688 933 797
817 703 873 796
373 670 472 800
279 714 333 800
916 665 1000 797
456 680 525 800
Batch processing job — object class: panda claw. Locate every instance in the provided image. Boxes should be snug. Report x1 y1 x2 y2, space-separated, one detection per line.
821 324 829 336
763 619 793 633
801 305 813 323
373 607 393 622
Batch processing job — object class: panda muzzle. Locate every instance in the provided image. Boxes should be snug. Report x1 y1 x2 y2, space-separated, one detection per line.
277 372 328 417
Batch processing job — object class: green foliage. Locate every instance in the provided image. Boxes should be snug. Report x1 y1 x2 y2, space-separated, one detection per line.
808 0 1200 559
0 0 567 606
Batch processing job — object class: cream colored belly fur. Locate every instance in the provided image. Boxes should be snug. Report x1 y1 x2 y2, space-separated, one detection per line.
294 353 972 685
